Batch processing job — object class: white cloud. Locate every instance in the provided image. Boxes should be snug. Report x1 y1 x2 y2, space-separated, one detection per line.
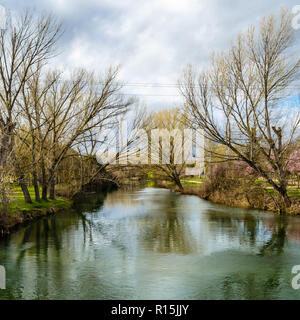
2 0 300 109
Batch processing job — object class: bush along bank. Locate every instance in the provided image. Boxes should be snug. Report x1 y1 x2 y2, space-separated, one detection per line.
157 177 300 216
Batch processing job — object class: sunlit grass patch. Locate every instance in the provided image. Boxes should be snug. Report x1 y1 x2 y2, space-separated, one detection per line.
181 180 203 187
9 185 72 214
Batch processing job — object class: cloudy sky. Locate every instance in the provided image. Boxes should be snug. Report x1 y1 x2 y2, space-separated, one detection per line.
1 0 299 109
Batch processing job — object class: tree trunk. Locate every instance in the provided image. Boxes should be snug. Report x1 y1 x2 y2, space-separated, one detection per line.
0 184 10 215
281 191 291 207
0 132 10 168
32 172 40 202
174 176 183 190
0 125 15 209
20 179 32 204
11 136 32 203
40 156 48 201
49 177 55 200
33 183 40 202
278 187 291 214
31 136 40 202
42 184 48 201
16 171 32 204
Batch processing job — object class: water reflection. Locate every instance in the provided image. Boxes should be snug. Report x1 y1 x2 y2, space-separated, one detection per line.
142 193 196 254
0 188 300 299
259 217 288 256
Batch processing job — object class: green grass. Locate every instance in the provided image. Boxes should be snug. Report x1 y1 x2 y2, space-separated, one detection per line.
259 185 300 198
9 186 72 214
181 180 203 187
185 176 204 182
181 176 204 187
288 189 300 197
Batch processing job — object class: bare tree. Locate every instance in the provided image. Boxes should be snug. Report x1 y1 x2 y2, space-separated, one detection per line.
41 67 133 199
0 10 62 204
17 66 59 202
146 108 188 190
181 9 300 212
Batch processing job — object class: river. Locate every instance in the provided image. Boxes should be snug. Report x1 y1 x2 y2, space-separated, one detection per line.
0 187 300 299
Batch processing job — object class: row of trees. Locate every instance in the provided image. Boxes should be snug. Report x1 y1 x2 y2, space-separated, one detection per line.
0 8 299 215
0 10 135 213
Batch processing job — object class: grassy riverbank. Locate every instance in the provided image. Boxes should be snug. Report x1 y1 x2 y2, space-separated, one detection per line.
0 186 72 235
10 186 72 213
157 178 300 216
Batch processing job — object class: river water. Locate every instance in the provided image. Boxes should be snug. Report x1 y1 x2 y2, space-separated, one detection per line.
0 187 300 299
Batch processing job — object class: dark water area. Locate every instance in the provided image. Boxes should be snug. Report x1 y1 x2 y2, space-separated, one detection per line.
1 188 300 299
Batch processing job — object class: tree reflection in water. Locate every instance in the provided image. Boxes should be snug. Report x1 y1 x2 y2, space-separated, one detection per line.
259 217 288 256
201 210 289 299
1 193 107 298
142 193 196 254
1 188 300 300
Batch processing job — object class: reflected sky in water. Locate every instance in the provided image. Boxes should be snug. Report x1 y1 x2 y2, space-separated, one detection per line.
1 188 300 299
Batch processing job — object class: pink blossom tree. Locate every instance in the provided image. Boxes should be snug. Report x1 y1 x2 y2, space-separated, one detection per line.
287 149 300 187
231 161 256 177
211 161 256 178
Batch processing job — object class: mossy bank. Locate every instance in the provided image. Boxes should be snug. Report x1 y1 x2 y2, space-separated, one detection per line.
0 186 72 236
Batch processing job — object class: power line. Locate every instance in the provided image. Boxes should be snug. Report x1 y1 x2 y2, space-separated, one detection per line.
101 81 300 97
120 83 180 88
122 93 182 97
117 82 300 89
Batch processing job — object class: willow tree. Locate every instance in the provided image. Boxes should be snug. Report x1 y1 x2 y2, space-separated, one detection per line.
181 9 300 212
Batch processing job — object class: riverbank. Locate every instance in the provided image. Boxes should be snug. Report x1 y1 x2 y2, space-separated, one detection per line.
0 186 72 235
157 181 300 216
0 197 72 236
0 180 119 236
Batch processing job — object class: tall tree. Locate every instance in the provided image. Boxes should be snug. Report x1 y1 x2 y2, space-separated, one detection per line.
42 67 132 199
181 9 300 212
0 10 62 204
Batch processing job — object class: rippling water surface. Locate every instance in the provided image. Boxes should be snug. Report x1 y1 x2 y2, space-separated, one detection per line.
1 187 300 299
